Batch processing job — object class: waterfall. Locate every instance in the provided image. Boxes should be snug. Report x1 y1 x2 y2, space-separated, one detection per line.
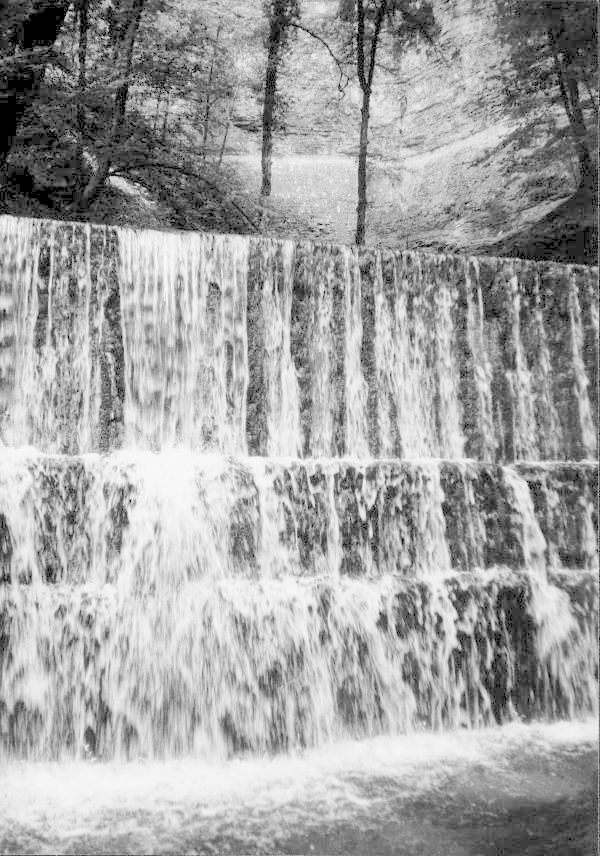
1 567 596 759
0 214 597 763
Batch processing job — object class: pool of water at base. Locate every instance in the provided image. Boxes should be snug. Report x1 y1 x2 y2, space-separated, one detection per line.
0 720 597 856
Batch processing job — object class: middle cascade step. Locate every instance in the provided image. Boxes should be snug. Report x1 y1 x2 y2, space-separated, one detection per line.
0 451 596 584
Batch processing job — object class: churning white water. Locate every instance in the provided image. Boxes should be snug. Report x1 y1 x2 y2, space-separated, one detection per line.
0 720 596 855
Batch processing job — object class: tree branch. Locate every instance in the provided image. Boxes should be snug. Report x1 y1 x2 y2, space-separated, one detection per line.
287 20 350 91
356 0 366 89
110 159 260 232
367 0 388 90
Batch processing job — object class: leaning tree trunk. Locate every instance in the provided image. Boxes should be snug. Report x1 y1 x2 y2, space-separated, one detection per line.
563 66 596 192
0 0 71 169
202 22 221 161
76 0 88 182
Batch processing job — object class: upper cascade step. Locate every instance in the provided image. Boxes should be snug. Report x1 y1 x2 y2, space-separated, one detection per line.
0 215 597 460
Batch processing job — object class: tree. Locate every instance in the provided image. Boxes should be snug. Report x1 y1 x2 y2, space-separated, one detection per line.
491 0 597 194
76 0 146 210
0 0 255 229
259 1 348 203
338 0 438 244
260 0 299 198
0 0 71 170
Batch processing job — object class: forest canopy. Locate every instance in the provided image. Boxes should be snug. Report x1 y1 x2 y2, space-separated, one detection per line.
0 0 597 261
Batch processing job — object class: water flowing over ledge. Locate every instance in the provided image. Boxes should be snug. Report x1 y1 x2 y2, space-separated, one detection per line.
0 451 597 760
1 569 597 759
0 215 597 765
0 215 597 460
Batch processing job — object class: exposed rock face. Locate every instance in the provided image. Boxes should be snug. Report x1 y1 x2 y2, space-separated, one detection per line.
0 215 597 761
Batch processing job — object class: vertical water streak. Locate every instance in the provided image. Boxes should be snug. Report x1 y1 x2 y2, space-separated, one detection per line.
504 271 538 460
463 258 495 459
325 465 343 578
278 243 302 456
250 458 290 577
0 449 38 584
432 259 464 458
529 269 562 460
501 466 547 577
119 229 249 452
262 241 302 456
221 235 249 452
0 217 114 452
371 252 467 460
309 253 336 457
0 216 34 440
566 271 596 459
374 253 439 457
343 249 369 458
413 462 453 574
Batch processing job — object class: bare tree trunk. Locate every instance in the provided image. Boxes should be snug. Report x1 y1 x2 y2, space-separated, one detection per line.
161 89 170 142
202 22 221 161
0 0 71 169
154 70 167 132
76 0 88 181
77 0 145 210
354 0 385 245
564 65 596 191
355 93 370 245
218 84 238 168
261 14 284 198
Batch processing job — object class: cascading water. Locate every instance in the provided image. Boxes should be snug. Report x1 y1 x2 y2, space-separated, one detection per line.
1 216 597 461
0 214 597 788
119 228 250 453
0 217 122 453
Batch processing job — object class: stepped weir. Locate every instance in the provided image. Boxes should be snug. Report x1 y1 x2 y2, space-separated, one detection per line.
0 214 597 763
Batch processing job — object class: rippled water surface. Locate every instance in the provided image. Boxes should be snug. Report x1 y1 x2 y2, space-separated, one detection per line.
0 720 596 855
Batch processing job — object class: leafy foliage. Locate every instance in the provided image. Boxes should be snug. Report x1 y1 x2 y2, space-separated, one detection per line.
336 0 439 243
0 0 256 230
473 0 597 196
0 0 597 258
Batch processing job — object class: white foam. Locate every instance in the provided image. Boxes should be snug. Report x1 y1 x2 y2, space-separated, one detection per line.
0 720 595 840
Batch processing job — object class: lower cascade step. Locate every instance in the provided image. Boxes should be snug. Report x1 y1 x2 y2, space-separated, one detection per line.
0 569 597 759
